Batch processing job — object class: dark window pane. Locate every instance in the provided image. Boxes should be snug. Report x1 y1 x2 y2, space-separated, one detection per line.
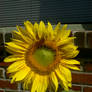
40 0 92 24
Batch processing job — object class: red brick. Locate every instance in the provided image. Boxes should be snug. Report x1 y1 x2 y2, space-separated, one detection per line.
72 72 92 85
5 90 19 92
74 32 85 48
0 80 17 90
6 72 11 79
0 68 5 79
84 87 92 92
0 33 3 45
0 46 5 62
72 85 81 91
0 62 12 67
84 63 92 72
5 33 12 42
0 46 3 51
0 90 4 92
87 32 92 48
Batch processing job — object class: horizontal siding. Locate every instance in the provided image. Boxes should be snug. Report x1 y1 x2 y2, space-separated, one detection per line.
0 0 92 27
0 0 40 27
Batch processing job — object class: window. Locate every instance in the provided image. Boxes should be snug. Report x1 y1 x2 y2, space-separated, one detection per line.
0 0 92 27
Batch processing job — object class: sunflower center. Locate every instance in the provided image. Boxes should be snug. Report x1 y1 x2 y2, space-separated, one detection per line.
26 41 61 75
33 47 55 67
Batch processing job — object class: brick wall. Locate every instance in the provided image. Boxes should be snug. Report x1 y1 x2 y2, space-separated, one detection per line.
0 28 92 92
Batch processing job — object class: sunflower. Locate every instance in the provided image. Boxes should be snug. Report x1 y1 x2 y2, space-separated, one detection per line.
4 21 80 92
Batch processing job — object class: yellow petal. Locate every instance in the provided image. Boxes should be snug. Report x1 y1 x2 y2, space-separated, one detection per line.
16 25 25 35
60 44 79 58
55 68 69 91
51 72 58 92
5 42 26 51
31 74 39 92
68 82 72 88
4 55 24 62
62 24 68 30
17 25 32 41
23 71 34 89
65 65 80 70
55 24 71 41
34 22 39 34
57 37 76 46
5 46 24 54
12 31 25 42
59 65 72 82
67 50 79 58
48 22 53 32
61 44 78 51
54 22 61 31
24 21 36 40
7 60 25 73
31 74 48 92
61 50 79 59
24 20 34 28
25 20 34 29
11 39 29 49
47 22 54 40
38 76 48 92
54 22 61 40
12 31 30 43
38 21 46 39
11 66 30 82
61 29 71 40
61 59 80 65
16 66 30 81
